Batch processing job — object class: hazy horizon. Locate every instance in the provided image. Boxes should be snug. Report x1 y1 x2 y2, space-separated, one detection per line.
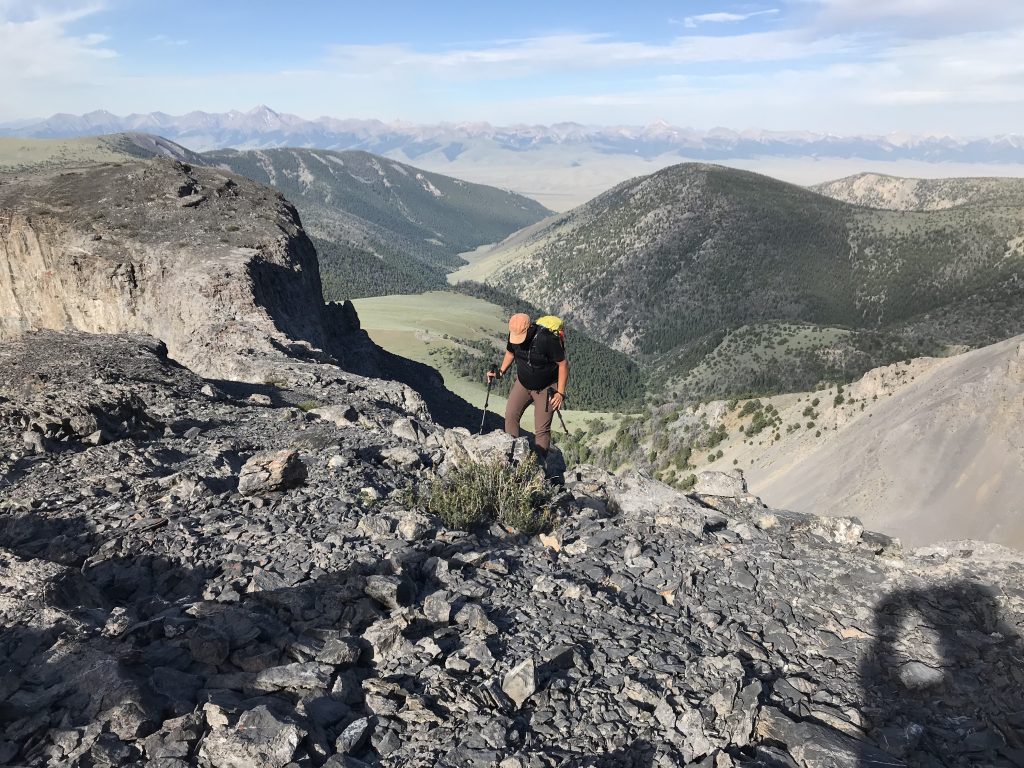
2 1 1022 136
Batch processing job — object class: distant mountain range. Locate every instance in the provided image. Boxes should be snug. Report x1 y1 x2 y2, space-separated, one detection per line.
5 106 1024 164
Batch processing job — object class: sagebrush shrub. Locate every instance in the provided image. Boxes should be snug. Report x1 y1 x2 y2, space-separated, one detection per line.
427 459 554 533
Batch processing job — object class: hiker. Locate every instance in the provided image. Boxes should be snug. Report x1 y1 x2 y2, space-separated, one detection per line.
486 313 569 467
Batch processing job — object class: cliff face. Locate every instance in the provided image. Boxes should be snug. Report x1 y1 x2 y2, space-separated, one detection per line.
0 159 359 381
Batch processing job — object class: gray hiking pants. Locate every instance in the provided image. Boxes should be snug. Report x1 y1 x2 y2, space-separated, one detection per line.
504 379 554 453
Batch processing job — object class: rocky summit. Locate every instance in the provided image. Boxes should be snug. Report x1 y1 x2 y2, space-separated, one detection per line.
0 158 370 383
1 331 1023 767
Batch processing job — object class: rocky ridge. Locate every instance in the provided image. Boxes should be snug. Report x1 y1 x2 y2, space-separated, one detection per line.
0 158 373 384
2 330 1023 767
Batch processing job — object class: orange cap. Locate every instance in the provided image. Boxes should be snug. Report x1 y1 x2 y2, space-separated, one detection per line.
508 313 530 344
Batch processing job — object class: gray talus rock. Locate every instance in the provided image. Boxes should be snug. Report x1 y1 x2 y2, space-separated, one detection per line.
450 429 532 466
188 625 230 665
362 614 412 662
364 575 415 610
897 660 945 690
604 471 714 527
693 469 748 497
336 717 372 754
396 511 436 541
501 658 537 709
253 662 332 692
312 404 359 427
237 449 307 495
198 706 304 768
755 707 903 768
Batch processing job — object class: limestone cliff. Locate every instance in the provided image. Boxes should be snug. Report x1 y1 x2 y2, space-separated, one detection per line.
0 159 361 381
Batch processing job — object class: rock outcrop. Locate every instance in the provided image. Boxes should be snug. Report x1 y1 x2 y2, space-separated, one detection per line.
2 331 1023 767
0 158 365 382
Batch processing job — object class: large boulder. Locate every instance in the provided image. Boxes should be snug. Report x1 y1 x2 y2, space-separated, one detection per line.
440 428 532 472
693 469 748 497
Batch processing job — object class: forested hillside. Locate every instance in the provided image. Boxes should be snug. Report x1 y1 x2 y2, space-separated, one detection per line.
204 147 550 298
471 163 1024 402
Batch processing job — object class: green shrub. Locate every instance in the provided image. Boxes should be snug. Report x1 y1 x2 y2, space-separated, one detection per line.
739 399 763 417
427 460 554 533
297 399 321 412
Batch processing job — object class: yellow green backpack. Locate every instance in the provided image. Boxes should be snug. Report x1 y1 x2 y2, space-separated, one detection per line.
534 315 565 344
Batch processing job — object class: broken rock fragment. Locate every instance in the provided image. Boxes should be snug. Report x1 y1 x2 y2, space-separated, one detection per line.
237 449 307 495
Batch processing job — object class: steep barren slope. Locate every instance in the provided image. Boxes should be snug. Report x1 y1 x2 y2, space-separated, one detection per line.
0 158 363 381
204 147 551 298
634 335 1024 548
746 336 1024 547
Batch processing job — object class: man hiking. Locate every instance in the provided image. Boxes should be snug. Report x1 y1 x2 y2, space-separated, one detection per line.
486 313 569 471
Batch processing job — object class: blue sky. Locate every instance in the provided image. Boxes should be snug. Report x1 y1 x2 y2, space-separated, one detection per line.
1 0 1022 134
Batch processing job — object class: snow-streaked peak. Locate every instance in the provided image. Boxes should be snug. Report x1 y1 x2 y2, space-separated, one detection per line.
3 107 1023 164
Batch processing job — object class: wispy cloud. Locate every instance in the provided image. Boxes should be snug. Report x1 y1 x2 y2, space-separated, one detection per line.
803 0 1024 35
0 2 115 82
320 29 849 81
678 9 780 29
149 34 188 47
1 0 1022 136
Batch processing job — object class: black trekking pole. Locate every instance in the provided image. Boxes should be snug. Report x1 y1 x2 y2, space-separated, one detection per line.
547 387 571 436
479 364 498 434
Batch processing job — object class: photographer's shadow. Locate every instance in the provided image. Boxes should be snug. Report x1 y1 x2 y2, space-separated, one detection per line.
859 581 1024 765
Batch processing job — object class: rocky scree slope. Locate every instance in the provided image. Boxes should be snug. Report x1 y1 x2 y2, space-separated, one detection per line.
0 158 377 383
643 334 1024 549
748 334 1024 548
470 163 1024 390
2 331 1024 767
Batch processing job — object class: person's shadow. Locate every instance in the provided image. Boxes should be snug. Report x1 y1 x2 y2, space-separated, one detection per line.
859 581 1024 766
